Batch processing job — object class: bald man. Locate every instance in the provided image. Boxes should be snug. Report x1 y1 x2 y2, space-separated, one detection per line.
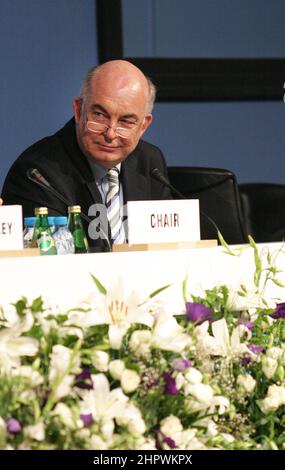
2 60 172 250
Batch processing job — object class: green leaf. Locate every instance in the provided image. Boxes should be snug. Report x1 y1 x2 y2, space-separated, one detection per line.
148 284 171 299
182 274 188 303
218 231 236 255
90 273 107 295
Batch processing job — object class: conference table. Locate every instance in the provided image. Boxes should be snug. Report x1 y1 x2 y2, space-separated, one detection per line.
1 242 284 313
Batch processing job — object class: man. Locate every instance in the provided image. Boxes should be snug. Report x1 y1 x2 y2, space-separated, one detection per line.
0 198 2 205
2 60 171 250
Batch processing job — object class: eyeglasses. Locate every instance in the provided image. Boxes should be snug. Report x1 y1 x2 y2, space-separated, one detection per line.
86 119 140 139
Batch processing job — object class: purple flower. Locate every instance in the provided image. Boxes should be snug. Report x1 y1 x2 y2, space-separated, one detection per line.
80 413 93 427
75 367 93 389
237 319 254 330
162 372 178 395
172 358 192 371
6 418 21 434
186 302 213 325
155 430 176 450
247 343 265 355
270 302 285 319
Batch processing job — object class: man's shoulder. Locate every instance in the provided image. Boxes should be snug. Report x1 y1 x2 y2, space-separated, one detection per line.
137 139 163 156
19 119 74 160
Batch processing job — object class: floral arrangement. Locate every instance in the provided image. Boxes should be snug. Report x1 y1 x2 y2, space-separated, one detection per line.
1 240 285 450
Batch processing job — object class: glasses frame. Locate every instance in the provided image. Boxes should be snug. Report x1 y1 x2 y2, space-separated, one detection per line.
86 118 141 139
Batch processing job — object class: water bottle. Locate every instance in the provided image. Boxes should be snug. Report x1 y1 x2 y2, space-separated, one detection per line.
23 217 36 248
31 207 53 248
48 217 55 235
68 205 89 254
53 216 75 255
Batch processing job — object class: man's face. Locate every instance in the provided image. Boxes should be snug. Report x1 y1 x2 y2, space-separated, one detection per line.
73 77 152 169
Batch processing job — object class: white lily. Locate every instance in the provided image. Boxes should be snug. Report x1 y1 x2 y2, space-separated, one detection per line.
79 373 129 425
151 312 191 353
0 311 38 371
196 318 253 358
88 280 154 349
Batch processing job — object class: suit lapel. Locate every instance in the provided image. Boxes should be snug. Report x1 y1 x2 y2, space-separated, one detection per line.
121 150 149 202
59 119 103 204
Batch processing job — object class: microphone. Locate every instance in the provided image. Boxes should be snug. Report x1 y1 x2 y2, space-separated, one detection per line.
150 167 220 235
150 168 186 200
26 168 112 252
26 168 85 218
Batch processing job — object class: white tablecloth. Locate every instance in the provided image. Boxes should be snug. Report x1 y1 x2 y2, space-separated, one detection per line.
0 243 285 312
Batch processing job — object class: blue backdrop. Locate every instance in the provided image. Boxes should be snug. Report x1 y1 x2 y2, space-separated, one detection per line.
1 0 285 191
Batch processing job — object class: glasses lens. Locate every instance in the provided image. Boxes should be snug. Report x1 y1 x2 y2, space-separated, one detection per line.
87 121 106 133
115 127 132 138
86 120 134 138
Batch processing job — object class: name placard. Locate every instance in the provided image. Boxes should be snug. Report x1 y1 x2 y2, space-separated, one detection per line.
127 200 200 244
0 205 23 250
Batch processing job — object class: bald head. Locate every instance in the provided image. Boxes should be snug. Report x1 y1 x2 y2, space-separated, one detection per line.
79 60 156 114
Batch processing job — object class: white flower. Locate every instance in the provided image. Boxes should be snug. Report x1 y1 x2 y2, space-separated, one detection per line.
134 437 156 450
260 396 280 414
49 344 80 400
262 357 278 379
90 280 154 349
237 374 256 394
121 369 140 393
11 365 43 386
52 403 82 429
210 396 230 415
185 383 214 406
49 344 80 379
109 360 126 380
184 367 202 384
90 435 108 450
79 373 128 423
92 351 109 372
151 313 191 353
24 422 45 441
129 330 152 357
116 403 146 436
101 420 115 440
196 318 254 359
266 347 284 360
260 384 285 413
160 415 183 438
0 311 38 371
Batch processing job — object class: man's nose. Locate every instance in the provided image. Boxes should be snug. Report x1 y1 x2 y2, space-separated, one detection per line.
104 125 117 140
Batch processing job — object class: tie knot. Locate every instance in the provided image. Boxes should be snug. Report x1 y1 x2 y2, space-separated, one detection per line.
107 167 119 183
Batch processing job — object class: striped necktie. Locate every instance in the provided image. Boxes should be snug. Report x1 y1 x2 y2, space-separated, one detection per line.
105 167 125 244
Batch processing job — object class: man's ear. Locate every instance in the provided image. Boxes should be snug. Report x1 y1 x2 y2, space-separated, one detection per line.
73 98 82 123
139 114 153 138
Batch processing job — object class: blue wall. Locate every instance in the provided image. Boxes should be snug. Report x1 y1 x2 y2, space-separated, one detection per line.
1 0 285 192
0 0 97 190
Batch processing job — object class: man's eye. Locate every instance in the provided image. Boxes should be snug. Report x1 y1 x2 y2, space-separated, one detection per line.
120 119 135 127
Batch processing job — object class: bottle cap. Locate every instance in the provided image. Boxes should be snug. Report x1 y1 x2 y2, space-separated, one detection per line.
35 207 48 216
68 205 81 214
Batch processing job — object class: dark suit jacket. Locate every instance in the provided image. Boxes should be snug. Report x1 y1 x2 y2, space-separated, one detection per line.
2 119 172 250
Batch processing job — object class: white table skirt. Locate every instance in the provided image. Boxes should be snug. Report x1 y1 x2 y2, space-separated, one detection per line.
0 242 285 312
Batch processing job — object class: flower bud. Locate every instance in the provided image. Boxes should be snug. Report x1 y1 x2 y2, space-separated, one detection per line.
121 369 140 393
92 351 109 372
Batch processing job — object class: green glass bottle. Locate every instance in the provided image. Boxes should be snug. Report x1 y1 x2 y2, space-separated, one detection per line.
31 207 53 248
67 205 89 254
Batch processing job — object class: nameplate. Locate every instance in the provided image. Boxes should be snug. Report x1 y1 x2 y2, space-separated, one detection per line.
127 200 200 244
0 205 23 250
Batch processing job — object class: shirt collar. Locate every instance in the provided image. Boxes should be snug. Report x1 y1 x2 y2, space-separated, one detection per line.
87 157 121 183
